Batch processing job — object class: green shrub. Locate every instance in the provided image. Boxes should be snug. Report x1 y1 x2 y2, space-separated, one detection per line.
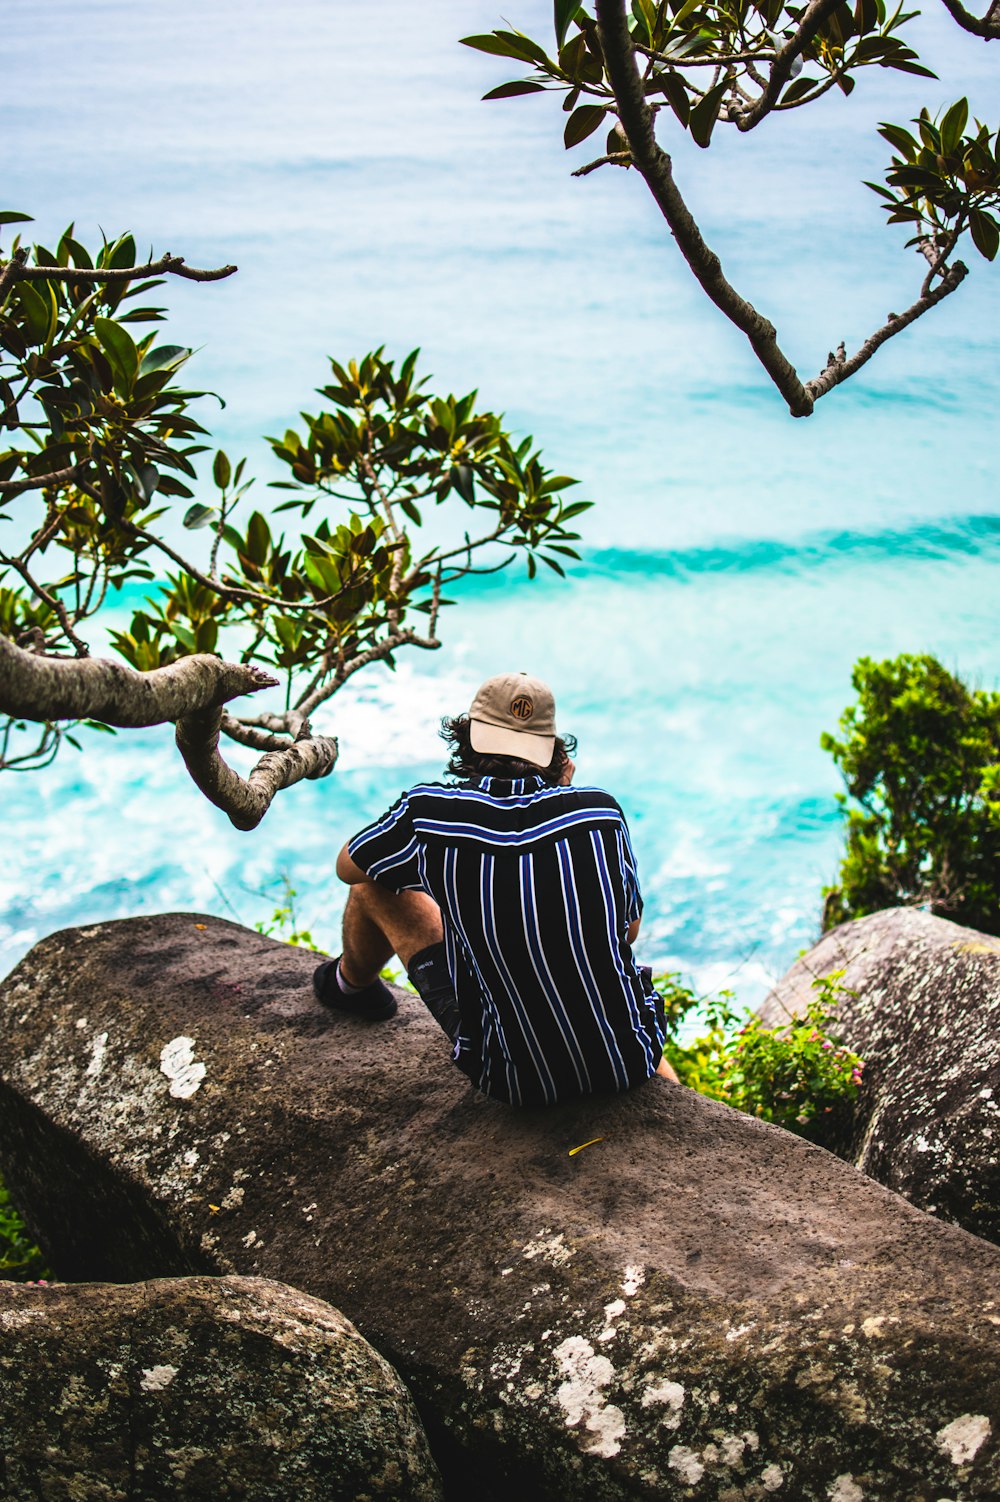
0 1174 48 1282
821 654 1000 935
657 971 864 1144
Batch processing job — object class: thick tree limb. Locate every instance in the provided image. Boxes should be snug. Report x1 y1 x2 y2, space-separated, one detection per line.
176 705 338 831
0 635 276 724
594 0 815 416
220 711 307 752
937 0 1000 37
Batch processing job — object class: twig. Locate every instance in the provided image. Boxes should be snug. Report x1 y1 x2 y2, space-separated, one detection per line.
1 252 237 285
0 553 91 656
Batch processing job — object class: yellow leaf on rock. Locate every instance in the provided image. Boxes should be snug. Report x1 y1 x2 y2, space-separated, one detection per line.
568 1137 604 1157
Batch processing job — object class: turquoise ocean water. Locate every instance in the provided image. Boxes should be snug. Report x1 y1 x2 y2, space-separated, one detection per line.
2 1 998 1000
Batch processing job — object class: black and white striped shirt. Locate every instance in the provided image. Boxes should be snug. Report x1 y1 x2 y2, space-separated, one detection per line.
348 774 664 1106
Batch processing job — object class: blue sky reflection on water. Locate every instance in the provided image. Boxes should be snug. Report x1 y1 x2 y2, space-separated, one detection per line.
2 1 998 999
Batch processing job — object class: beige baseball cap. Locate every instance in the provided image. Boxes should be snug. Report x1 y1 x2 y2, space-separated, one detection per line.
469 671 557 767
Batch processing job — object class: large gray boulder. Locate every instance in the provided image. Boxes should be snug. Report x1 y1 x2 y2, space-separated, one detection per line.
1 913 999 1500
0 1274 441 1500
759 907 1000 1243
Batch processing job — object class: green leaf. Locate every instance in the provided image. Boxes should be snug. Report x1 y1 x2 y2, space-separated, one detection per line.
451 464 476 503
138 343 189 377
877 122 917 160
658 71 690 127
555 0 582 47
687 82 727 149
213 450 232 489
93 316 139 387
969 209 999 262
564 104 607 149
0 211 33 227
183 503 217 529
483 80 547 100
246 510 271 565
939 97 969 157
460 32 550 66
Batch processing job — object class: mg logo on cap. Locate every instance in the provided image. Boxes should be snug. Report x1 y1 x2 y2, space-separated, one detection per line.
510 695 534 721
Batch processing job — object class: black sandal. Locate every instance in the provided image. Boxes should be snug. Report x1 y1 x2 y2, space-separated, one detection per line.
312 957 398 1021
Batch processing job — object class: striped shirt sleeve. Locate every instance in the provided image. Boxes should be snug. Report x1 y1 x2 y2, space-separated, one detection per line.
617 808 644 925
348 792 423 892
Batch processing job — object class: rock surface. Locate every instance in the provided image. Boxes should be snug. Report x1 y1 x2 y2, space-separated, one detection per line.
0 1273 441 1500
759 907 1000 1244
1 913 1000 1500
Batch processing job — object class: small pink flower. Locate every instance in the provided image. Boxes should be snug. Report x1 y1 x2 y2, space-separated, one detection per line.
821 1041 833 1050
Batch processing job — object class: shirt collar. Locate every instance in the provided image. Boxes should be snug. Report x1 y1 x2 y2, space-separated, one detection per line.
474 774 547 796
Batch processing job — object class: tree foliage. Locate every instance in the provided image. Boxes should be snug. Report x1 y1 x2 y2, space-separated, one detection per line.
822 654 1000 935
462 1 1000 415
0 217 587 824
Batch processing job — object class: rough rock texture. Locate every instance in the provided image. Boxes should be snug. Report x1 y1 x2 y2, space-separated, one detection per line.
0 1274 441 1500
759 907 1000 1244
1 913 1000 1501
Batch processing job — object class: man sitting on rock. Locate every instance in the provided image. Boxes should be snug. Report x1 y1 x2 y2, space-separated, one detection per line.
313 672 679 1105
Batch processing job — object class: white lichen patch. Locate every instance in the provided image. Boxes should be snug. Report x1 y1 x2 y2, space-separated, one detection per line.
598 1298 627 1342
242 1229 258 1248
220 1186 245 1210
140 1364 178 1391
668 1445 704 1485
641 1379 685 1430
719 1434 747 1466
860 1315 897 1338
622 1264 645 1296
523 1231 573 1267
726 1322 755 1342
761 1461 784 1490
0 1310 43 1329
159 1036 206 1099
552 1335 626 1459
85 1031 109 1079
829 1475 864 1502
935 1413 991 1466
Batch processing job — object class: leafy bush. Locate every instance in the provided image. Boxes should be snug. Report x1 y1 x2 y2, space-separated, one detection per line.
658 970 864 1143
821 654 1000 935
0 1174 47 1282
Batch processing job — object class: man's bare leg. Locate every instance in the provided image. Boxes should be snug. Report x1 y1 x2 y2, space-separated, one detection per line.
340 881 444 987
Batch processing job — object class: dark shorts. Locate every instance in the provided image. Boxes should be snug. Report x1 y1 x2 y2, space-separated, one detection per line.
407 942 461 1042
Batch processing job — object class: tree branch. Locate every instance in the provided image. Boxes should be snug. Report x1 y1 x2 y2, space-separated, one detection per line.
220 709 307 751
0 634 276 725
735 0 845 130
0 252 237 286
175 705 338 831
937 0 1000 37
0 554 91 656
804 259 969 402
0 464 82 497
594 0 815 417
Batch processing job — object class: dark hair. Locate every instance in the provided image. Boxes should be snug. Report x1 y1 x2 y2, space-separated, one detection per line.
440 713 577 786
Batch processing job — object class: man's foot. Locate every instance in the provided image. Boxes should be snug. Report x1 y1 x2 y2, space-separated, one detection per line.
312 957 398 1021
